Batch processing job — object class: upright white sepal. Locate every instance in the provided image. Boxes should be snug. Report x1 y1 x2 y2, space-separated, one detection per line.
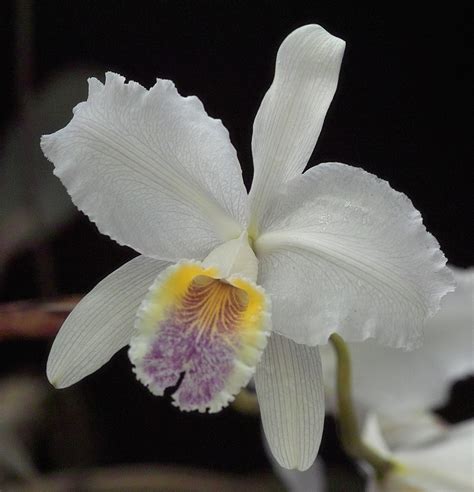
249 24 345 230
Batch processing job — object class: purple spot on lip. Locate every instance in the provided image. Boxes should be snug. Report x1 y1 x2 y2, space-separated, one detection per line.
142 320 237 408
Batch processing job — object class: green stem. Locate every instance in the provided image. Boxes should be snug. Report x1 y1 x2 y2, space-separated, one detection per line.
329 333 393 480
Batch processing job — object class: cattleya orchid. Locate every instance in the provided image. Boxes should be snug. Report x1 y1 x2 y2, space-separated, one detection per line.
41 24 453 470
363 414 474 491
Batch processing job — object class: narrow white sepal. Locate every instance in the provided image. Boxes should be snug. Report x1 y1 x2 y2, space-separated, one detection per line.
249 24 345 229
255 333 325 471
47 256 169 388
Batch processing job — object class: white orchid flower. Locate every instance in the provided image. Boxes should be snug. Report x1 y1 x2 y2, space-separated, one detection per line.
40 24 453 471
363 413 474 491
322 267 473 416
372 412 448 452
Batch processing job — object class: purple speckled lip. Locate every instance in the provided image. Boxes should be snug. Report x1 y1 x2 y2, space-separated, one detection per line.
139 275 249 410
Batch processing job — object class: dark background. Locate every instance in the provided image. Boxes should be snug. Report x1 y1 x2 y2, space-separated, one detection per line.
0 0 472 485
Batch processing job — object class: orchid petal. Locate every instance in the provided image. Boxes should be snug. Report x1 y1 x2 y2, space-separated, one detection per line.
375 412 447 451
255 334 324 471
364 414 474 491
47 256 169 388
427 266 474 378
321 267 473 413
393 420 474 491
41 72 247 261
256 163 454 348
249 25 345 230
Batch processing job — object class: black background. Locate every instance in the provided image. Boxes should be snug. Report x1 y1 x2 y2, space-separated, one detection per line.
1 0 472 480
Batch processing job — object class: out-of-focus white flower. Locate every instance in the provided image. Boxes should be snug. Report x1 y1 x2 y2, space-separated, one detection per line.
363 413 474 491
40 24 453 470
0 69 102 275
373 412 447 451
0 375 46 480
322 267 473 415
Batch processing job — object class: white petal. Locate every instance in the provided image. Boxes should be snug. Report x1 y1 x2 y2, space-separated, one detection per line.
425 266 474 378
362 413 392 459
47 255 169 388
41 72 247 261
393 420 474 491
249 25 345 230
321 266 473 413
256 163 454 348
375 412 447 451
363 414 474 492
255 333 324 471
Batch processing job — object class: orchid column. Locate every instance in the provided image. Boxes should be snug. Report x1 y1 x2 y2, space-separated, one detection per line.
40 24 453 471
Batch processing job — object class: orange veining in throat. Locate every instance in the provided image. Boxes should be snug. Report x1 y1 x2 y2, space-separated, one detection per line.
180 276 249 338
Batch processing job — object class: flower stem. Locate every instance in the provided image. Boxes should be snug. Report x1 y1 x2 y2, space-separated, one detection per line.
329 333 393 480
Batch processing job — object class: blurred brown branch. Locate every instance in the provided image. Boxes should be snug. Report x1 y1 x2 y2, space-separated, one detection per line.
4 464 281 491
0 297 80 339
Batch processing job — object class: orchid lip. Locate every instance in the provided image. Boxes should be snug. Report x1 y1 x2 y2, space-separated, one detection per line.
128 260 270 413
